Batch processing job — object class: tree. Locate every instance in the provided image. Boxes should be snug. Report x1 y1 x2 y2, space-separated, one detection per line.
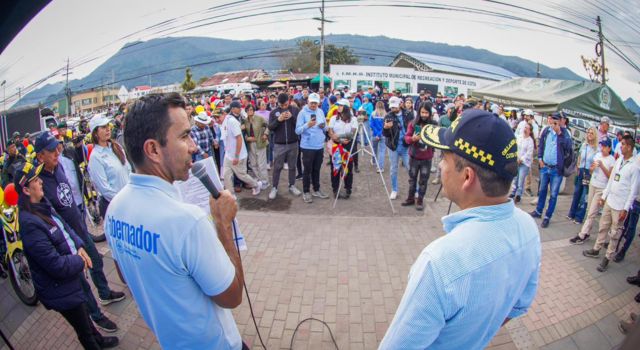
580 55 608 84
181 68 196 92
282 39 359 72
197 76 209 85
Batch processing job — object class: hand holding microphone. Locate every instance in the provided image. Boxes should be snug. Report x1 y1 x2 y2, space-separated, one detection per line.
191 162 237 231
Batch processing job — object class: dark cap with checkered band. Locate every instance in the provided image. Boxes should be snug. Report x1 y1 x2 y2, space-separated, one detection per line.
420 109 518 179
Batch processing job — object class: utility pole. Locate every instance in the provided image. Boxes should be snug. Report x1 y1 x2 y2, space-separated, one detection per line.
314 0 333 92
65 58 72 116
536 62 541 78
596 16 606 84
319 0 326 91
17 87 21 100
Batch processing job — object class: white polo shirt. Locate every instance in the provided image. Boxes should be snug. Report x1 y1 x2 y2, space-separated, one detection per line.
105 174 241 349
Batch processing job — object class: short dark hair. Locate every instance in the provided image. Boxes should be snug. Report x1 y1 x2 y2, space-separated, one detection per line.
622 134 635 146
124 93 186 167
452 153 515 197
278 93 289 105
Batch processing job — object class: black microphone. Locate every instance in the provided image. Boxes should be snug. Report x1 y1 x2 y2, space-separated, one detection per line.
191 162 220 199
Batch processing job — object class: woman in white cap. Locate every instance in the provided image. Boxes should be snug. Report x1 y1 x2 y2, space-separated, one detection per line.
87 114 132 219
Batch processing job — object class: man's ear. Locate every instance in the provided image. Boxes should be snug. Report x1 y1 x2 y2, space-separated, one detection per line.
143 139 162 165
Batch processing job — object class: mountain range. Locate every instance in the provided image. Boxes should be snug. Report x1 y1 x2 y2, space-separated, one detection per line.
14 34 588 108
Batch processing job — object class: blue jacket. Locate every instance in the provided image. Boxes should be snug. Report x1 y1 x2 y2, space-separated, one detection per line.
20 201 87 311
369 111 386 138
360 102 374 117
39 165 90 243
538 127 573 176
295 105 326 150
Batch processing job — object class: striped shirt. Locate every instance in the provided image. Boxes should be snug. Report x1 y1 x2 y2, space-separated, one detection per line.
380 200 541 350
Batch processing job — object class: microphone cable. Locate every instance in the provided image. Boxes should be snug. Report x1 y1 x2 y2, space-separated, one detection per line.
231 221 339 350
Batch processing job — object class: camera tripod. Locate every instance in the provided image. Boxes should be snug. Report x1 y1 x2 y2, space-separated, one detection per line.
332 119 396 214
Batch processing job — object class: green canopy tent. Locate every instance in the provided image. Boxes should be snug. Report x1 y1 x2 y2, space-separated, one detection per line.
470 78 635 127
310 74 331 84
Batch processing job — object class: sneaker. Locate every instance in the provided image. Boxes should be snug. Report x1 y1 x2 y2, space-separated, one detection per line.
627 275 640 286
266 164 271 170
569 235 588 245
284 163 289 170
572 220 582 225
431 178 440 185
619 320 634 335
312 190 329 199
565 215 573 220
252 181 263 196
389 191 398 200
268 187 278 200
99 336 119 349
613 253 624 263
94 316 118 333
529 210 541 218
355 167 360 173
333 191 347 199
289 185 302 196
344 191 351 199
514 195 521 204
541 218 550 228
261 182 269 190
597 257 609 272
401 198 415 207
416 198 424 211
302 192 313 203
583 248 600 258
376 168 384 173
99 291 125 306
296 174 303 180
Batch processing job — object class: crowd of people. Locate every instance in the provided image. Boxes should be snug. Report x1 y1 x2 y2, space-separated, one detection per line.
1 82 640 347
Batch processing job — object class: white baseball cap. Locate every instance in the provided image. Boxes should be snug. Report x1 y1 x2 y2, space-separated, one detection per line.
389 96 402 109
337 98 350 107
308 93 320 104
523 109 534 116
89 113 110 133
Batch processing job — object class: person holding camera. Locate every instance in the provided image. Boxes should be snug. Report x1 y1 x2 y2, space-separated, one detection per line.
328 99 358 199
566 127 598 224
295 93 329 203
268 93 302 200
383 96 413 200
401 103 436 210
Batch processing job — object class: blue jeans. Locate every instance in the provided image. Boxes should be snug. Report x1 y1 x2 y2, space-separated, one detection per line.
616 200 640 258
535 166 563 219
568 168 590 222
512 164 530 196
371 136 386 169
78 226 111 301
389 143 409 192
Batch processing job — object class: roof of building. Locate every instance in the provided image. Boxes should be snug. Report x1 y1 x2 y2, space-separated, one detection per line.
393 52 517 81
200 69 268 86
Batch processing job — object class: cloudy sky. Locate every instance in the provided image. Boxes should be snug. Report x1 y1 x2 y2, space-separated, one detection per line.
1 0 639 107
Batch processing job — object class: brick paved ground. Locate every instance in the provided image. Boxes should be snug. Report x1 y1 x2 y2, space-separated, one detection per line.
1 161 639 349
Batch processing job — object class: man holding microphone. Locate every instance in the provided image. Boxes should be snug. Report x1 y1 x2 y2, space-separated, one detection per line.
105 93 247 349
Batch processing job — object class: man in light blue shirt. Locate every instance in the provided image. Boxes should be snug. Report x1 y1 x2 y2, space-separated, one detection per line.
295 93 329 202
381 110 541 349
106 93 247 349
